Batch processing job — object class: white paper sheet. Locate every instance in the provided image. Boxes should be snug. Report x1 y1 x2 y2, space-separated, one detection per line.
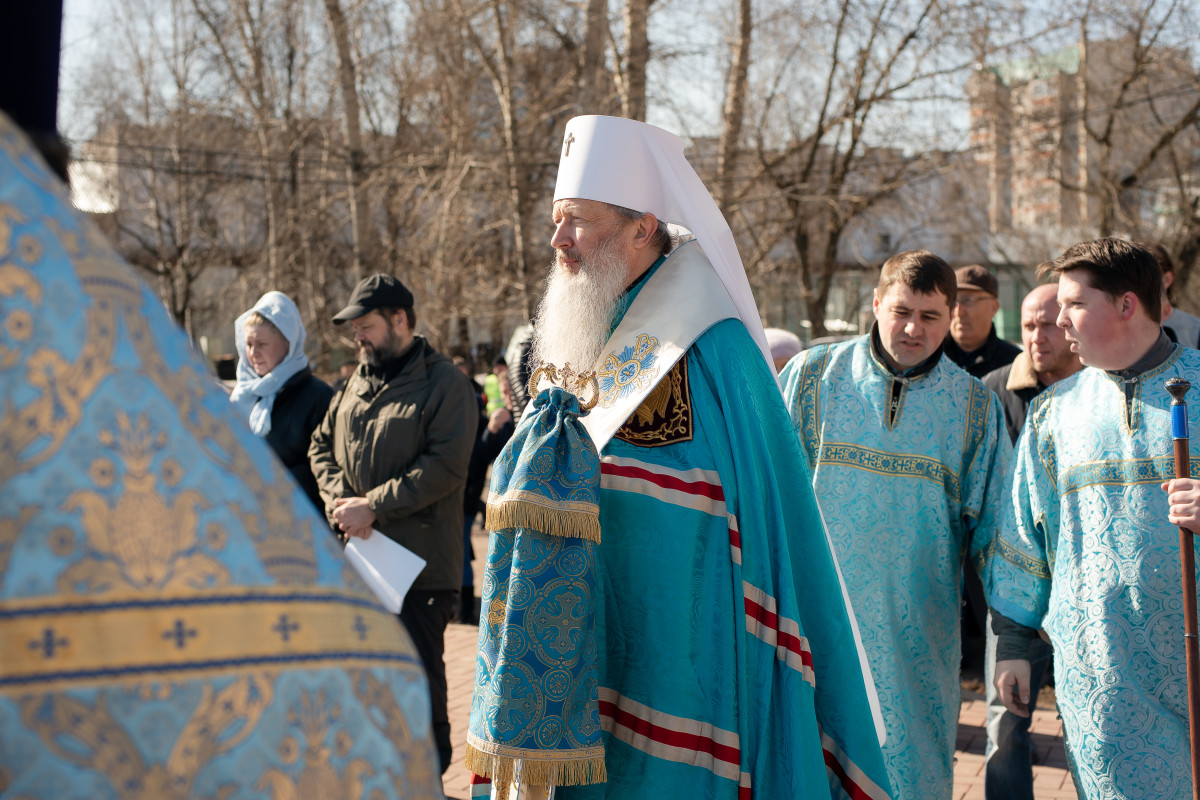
343 529 427 614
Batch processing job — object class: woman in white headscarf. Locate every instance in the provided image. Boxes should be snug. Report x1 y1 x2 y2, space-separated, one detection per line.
230 291 334 513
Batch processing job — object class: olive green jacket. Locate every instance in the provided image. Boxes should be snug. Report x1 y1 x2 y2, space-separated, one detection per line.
309 337 478 591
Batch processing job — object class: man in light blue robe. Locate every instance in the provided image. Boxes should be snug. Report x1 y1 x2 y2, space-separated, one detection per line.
780 250 1012 800
468 116 891 799
990 238 1200 799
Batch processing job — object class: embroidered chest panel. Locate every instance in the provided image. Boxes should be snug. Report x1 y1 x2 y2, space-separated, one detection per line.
614 357 694 447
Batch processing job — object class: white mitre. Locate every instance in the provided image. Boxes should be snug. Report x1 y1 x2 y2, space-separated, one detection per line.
552 115 774 373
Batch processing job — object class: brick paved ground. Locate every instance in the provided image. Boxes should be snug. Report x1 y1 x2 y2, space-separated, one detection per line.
438 524 1078 799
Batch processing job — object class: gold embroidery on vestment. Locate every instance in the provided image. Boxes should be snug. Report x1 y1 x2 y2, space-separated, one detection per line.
614 358 693 447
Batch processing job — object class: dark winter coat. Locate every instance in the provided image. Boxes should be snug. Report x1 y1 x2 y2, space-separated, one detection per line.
265 368 335 513
309 336 477 591
944 325 1022 379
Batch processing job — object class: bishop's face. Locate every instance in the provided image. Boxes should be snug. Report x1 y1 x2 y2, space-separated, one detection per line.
531 199 636 375
872 283 953 370
550 199 638 286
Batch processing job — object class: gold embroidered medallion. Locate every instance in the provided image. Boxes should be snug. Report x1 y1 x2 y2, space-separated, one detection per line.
614 357 693 447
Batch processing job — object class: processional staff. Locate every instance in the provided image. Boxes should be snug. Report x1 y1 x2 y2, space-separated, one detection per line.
1166 376 1200 799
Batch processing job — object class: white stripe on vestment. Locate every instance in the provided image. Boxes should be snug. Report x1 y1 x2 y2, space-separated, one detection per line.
743 581 816 686
598 687 742 782
600 455 722 489
728 514 742 565
821 731 891 800
599 456 727 518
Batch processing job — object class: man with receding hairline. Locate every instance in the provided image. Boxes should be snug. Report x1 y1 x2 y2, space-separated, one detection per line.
780 250 1012 800
983 282 1083 443
979 280 1081 800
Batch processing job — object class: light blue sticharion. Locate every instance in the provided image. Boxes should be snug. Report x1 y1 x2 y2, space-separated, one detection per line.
989 348 1200 800
0 112 441 799
524 256 893 799
780 334 1012 800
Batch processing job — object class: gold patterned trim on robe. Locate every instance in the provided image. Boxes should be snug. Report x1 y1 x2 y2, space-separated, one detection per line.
0 587 421 693
465 734 607 799
614 357 693 447
995 535 1052 580
817 442 963 501
960 379 993 480
795 344 832 466
485 490 601 542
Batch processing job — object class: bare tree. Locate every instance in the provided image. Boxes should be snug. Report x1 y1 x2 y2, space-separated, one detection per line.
967 0 1200 294
323 0 370 280
1075 4 1200 238
621 0 653 121
716 0 752 215
738 0 989 335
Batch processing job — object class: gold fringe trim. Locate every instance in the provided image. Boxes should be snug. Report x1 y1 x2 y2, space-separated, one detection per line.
486 497 601 543
465 743 608 799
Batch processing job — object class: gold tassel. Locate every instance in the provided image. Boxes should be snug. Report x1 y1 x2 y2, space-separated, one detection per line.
486 498 601 542
465 743 608 792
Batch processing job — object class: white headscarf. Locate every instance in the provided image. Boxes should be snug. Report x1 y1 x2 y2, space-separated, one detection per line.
552 115 773 372
229 291 310 436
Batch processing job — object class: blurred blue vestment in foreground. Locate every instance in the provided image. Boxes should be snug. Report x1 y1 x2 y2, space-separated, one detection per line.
0 111 441 799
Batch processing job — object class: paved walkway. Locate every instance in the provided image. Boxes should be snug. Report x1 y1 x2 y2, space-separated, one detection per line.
439 525 1077 799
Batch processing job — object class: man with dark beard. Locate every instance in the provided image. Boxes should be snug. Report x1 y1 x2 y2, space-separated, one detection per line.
466 116 891 799
309 273 477 780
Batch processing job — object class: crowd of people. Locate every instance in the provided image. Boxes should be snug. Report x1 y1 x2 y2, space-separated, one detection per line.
6 12 1200 798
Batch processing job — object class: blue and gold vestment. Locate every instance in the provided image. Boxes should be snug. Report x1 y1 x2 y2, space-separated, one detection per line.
0 113 440 798
989 347 1200 800
475 256 893 799
780 335 1011 800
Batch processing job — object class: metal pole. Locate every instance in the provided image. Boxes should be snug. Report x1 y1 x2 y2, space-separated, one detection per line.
1167 376 1200 799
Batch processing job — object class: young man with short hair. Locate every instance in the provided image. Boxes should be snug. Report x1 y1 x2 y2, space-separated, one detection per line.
990 237 1200 799
780 250 1012 800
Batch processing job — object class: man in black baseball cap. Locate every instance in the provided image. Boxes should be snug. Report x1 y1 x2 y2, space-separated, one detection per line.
331 273 417 367
332 273 415 324
310 272 477 777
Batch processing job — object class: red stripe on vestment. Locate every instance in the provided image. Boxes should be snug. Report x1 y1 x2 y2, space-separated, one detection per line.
744 595 814 668
824 751 872 800
821 734 891 800
469 773 492 798
728 519 742 565
599 699 741 766
601 462 725 501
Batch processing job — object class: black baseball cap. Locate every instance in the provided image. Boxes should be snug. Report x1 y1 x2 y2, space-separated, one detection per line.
332 274 415 324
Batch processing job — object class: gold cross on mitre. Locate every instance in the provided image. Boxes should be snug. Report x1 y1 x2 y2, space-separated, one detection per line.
563 131 575 157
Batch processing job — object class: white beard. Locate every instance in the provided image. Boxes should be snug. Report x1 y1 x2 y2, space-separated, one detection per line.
531 239 630 379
